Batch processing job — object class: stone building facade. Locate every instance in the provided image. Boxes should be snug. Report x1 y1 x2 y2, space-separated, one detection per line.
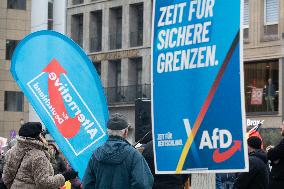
0 0 31 138
67 0 152 143
243 0 284 144
67 0 284 144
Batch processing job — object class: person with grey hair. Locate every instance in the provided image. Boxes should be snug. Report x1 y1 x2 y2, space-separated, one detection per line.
82 113 153 189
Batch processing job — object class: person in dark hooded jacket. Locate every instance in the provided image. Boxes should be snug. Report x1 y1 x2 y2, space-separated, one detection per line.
142 140 189 189
267 121 284 189
233 136 269 189
82 113 153 189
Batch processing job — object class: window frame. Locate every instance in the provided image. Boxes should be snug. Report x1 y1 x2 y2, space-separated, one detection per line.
244 60 279 115
6 40 19 60
264 0 279 25
7 0 26 10
243 0 249 28
4 91 24 112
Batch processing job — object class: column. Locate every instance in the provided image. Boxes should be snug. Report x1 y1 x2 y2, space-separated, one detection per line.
101 60 109 88
122 4 129 49
84 12 90 52
102 8 109 51
31 0 48 32
143 0 152 47
66 14 72 37
121 58 129 86
280 0 284 37
53 0 66 34
142 54 151 85
30 0 49 122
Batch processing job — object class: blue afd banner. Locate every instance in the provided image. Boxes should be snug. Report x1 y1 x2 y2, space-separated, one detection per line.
11 30 108 179
152 0 248 173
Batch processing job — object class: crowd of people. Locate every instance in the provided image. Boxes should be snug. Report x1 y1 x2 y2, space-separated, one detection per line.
0 114 284 189
0 114 190 189
217 122 284 189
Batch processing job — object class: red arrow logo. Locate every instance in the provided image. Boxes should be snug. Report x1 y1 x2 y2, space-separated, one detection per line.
43 59 81 138
212 140 242 163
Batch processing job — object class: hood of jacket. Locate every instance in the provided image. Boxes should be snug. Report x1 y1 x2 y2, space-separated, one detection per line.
94 136 132 165
250 149 268 164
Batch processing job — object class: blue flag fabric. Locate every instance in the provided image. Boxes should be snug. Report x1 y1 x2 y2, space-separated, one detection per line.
10 30 108 179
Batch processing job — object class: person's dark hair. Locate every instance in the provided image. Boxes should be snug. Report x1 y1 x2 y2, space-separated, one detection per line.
48 143 60 156
247 136 262 150
19 122 43 139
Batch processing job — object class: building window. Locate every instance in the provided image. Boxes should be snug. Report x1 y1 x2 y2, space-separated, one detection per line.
133 58 143 98
4 91 24 112
48 0 54 30
109 7 122 50
7 0 26 10
264 0 279 25
72 0 83 5
93 62 101 77
244 60 279 114
125 58 143 101
90 10 102 52
243 0 249 42
6 40 19 60
130 3 144 47
136 60 142 86
263 0 279 39
114 60 122 102
104 60 122 103
115 61 121 89
71 14 83 47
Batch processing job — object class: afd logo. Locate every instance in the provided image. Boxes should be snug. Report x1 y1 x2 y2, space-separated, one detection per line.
199 128 241 163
